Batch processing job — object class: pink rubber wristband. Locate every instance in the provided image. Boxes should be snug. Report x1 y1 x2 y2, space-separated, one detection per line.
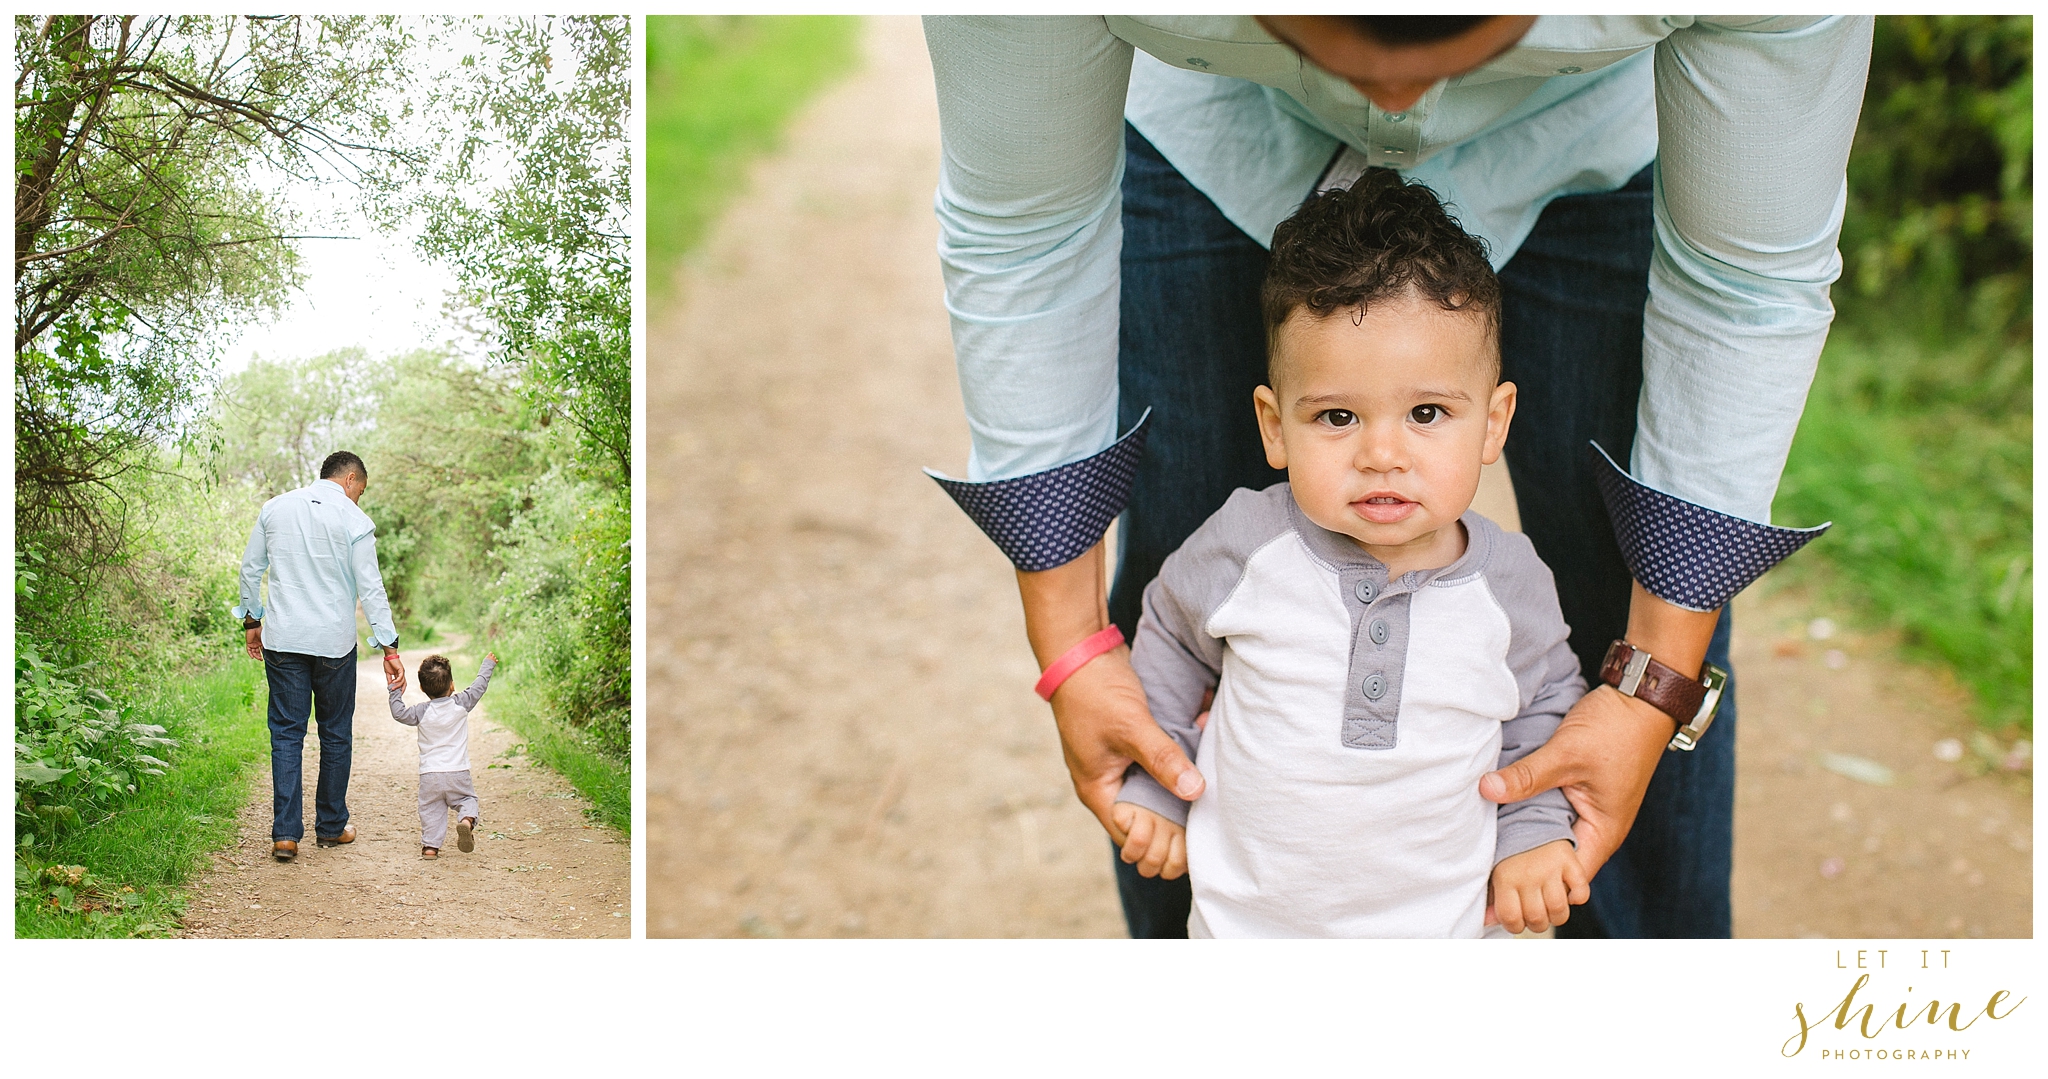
1034 625 1126 702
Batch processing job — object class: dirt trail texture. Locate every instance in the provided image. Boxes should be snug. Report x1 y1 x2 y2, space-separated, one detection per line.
182 643 629 938
646 16 2029 939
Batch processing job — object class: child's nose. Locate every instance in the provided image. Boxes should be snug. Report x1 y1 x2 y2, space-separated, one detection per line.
1353 422 1407 472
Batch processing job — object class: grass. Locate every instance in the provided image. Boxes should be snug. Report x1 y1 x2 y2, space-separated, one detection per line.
1771 329 2030 734
442 637 630 835
646 14 862 297
16 657 269 937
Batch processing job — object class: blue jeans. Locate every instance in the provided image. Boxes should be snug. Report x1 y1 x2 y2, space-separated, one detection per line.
264 647 357 842
1107 125 1736 939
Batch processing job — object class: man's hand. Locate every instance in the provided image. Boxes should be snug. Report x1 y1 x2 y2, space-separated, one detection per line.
383 648 406 692
1110 802 1187 879
1482 583 1721 879
1480 685 1674 879
1051 647 1205 844
1018 539 1203 846
1486 838 1589 934
245 626 263 660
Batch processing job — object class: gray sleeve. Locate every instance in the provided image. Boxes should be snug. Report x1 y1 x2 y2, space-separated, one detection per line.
1116 485 1294 826
449 656 496 713
1480 522 1588 863
388 689 427 727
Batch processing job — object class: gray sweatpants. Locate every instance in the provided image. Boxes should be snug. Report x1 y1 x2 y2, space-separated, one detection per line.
418 769 480 850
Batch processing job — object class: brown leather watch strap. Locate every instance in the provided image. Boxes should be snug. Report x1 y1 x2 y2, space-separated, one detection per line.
1598 640 1706 725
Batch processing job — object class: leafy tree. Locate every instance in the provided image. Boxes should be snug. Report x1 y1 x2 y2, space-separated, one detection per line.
407 15 630 484
14 14 414 580
400 15 632 739
211 348 376 497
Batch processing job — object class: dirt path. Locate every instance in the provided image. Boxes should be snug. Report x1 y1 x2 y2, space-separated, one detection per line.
646 16 2030 938
182 643 629 938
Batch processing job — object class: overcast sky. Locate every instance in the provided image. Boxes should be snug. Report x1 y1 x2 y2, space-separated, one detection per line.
216 176 457 376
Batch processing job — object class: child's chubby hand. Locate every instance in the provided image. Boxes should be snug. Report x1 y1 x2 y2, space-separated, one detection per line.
1110 802 1187 880
1487 838 1590 935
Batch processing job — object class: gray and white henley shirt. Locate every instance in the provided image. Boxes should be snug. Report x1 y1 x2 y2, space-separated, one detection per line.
1116 484 1584 938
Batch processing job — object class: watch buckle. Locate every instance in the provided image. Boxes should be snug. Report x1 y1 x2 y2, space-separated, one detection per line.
1668 662 1728 752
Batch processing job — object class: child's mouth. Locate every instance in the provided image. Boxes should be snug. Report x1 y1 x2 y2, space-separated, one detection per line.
1352 495 1418 524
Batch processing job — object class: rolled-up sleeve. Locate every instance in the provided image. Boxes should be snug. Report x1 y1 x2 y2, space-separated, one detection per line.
1582 15 1869 610
1636 15 1872 523
925 16 1134 483
350 527 399 649
233 507 269 622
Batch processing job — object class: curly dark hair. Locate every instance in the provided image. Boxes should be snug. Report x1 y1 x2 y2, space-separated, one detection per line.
1262 168 1500 375
419 655 454 699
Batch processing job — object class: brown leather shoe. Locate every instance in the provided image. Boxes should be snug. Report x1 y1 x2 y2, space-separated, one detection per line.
315 824 356 848
273 840 298 863
457 817 476 853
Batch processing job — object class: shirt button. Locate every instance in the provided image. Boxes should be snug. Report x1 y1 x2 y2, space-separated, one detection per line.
1185 56 1211 69
1385 111 1406 123
1354 579 1378 604
1370 619 1390 646
1556 65 1583 74
1362 673 1387 701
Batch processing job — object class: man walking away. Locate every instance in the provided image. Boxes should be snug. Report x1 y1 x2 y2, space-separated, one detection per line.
234 451 404 862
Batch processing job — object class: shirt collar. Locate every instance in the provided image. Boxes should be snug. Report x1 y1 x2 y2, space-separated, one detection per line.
312 478 347 498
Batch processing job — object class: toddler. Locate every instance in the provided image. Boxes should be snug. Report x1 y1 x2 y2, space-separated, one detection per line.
1113 171 1589 937
390 652 497 858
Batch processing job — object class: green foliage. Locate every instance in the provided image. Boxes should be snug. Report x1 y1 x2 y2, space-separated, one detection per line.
483 468 631 754
410 15 631 483
14 15 415 568
13 645 174 847
15 660 267 937
1774 336 2031 732
1776 15 2032 732
646 15 861 296
1838 16 2031 349
211 348 377 496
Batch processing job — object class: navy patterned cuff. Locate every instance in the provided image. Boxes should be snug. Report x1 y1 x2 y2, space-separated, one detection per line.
1590 441 1829 612
925 410 1151 572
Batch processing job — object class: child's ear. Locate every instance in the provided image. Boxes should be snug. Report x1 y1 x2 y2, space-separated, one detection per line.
1482 380 1517 466
1253 384 1288 470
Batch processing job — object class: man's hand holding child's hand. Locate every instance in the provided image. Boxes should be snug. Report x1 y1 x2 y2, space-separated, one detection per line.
1486 838 1589 934
1110 803 1187 880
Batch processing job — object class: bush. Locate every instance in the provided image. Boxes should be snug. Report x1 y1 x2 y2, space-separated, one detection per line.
14 643 174 850
485 468 630 756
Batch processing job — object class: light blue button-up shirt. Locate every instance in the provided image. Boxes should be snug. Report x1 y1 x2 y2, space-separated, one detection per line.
924 15 1873 525
233 478 400 658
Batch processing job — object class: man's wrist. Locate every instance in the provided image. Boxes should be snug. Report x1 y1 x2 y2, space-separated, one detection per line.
1623 580 1719 678
1015 538 1111 670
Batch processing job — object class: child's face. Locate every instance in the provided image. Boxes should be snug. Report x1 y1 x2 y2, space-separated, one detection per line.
1254 292 1514 567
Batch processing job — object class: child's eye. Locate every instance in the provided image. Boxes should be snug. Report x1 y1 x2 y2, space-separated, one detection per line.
1410 404 1445 425
1316 409 1357 429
